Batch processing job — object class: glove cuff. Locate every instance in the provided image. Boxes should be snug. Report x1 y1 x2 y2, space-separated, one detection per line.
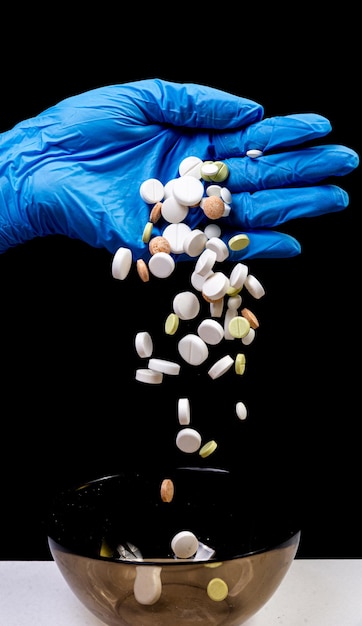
0 176 34 253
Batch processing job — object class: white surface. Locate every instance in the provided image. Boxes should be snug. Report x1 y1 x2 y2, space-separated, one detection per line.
0 560 361 625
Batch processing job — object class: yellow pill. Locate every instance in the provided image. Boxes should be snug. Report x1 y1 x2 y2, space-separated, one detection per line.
226 285 242 297
142 221 153 243
199 440 218 458
207 578 229 602
210 162 229 183
228 316 250 339
228 234 250 251
235 353 246 375
165 313 179 335
100 539 113 558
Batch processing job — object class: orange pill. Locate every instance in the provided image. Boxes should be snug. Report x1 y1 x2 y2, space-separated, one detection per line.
149 236 171 255
160 478 174 503
241 307 259 329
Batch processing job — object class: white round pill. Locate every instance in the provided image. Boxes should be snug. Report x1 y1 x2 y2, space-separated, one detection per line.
173 291 200 320
176 428 202 453
139 178 164 204
178 397 191 425
244 274 265 299
148 252 175 278
208 355 234 380
135 369 163 384
135 331 153 358
229 263 248 290
148 358 181 375
205 237 229 262
177 334 209 366
197 319 224 345
183 229 207 257
204 223 221 239
171 530 199 558
111 247 132 280
172 176 204 206
178 155 203 178
194 248 217 276
236 401 248 420
242 327 256 345
161 196 189 223
202 272 230 301
163 223 191 254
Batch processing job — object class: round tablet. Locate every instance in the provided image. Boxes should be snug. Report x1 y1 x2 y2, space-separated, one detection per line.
172 175 204 206
229 262 248 290
135 331 153 358
228 316 250 339
228 234 250 251
176 428 202 454
208 355 234 380
194 248 217 276
183 229 207 257
173 291 200 320
207 578 229 602
163 223 191 254
197 319 224 345
139 178 164 204
244 274 266 299
178 155 203 178
202 272 230 301
171 530 199 558
148 252 175 278
148 358 181 375
199 440 218 458
161 196 189 223
205 237 229 262
178 398 191 425
111 247 132 280
177 334 209 366
204 223 221 239
242 327 256 345
135 369 163 384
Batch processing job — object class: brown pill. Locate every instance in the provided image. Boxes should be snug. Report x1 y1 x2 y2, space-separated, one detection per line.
160 478 174 503
149 236 171 255
201 196 225 220
136 258 150 282
149 201 163 223
241 307 259 329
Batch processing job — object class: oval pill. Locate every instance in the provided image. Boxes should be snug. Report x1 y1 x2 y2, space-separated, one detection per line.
165 313 179 335
246 149 263 158
160 478 175 503
235 353 246 375
236 401 248 420
176 427 202 453
171 530 199 559
136 258 150 282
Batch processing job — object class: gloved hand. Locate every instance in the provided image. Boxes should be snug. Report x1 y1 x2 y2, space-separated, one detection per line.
0 78 358 260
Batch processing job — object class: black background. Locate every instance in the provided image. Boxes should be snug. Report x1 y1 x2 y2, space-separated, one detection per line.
0 9 360 560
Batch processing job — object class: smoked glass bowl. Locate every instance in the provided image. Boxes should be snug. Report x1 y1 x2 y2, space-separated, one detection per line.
47 467 300 626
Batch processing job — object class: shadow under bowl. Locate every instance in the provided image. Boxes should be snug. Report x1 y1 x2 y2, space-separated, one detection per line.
47 467 300 626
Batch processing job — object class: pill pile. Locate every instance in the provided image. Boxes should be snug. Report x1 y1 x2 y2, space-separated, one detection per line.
111 155 265 603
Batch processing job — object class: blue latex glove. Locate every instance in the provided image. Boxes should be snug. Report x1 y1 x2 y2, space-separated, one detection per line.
0 78 358 260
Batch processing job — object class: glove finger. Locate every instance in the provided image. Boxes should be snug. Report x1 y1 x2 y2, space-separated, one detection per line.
176 229 301 262
224 145 359 192
212 113 332 156
227 185 350 230
122 79 264 129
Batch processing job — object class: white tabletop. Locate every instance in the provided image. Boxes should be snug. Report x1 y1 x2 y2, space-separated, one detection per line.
0 559 361 625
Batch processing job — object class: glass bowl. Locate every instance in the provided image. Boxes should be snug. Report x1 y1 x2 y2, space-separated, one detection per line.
47 467 300 626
